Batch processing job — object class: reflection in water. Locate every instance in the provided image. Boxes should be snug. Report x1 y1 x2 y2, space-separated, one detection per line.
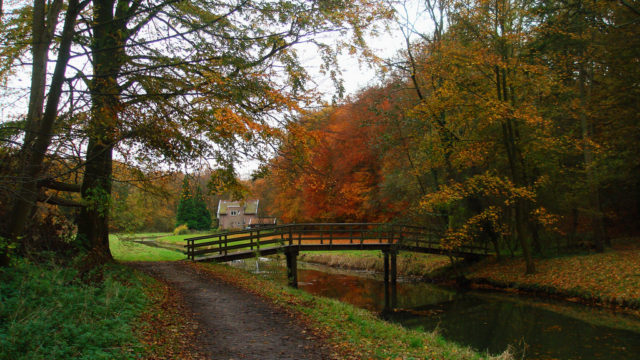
297 268 457 312
231 258 640 360
391 296 640 359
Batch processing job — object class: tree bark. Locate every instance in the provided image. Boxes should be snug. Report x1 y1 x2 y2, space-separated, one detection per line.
76 0 127 263
495 65 535 274
578 62 607 252
8 0 81 241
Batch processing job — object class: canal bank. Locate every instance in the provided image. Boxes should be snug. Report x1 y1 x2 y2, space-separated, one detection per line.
228 257 640 360
191 260 509 360
297 239 640 314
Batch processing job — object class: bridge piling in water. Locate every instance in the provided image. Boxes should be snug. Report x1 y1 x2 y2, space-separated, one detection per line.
285 249 299 288
390 250 397 308
383 251 389 309
382 249 398 311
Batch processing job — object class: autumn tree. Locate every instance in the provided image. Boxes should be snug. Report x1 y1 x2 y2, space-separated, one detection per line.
531 0 640 245
109 164 180 233
265 87 403 223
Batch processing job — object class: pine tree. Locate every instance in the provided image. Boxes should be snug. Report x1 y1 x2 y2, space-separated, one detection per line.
192 186 212 230
176 177 212 230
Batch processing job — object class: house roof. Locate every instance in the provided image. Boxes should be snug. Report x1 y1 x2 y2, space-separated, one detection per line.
217 199 259 216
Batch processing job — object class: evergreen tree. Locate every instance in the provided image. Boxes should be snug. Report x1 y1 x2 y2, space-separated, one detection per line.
192 186 212 230
176 177 212 230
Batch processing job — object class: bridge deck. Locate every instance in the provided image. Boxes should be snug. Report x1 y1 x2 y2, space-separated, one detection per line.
185 223 490 262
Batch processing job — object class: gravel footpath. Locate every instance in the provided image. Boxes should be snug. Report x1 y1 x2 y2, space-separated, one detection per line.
129 261 331 360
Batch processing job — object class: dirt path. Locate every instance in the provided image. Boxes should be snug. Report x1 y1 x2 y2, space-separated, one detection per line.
130 261 331 360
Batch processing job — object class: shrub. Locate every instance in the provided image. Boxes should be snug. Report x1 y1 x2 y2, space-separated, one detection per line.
173 224 190 235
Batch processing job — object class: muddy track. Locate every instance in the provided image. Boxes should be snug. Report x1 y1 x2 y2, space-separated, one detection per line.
129 261 332 360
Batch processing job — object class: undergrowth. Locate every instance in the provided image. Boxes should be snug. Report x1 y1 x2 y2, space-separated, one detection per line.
0 258 148 359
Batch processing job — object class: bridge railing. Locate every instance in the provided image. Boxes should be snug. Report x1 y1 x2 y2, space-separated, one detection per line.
185 225 290 260
392 224 440 248
391 224 489 255
285 223 396 246
185 223 400 260
185 223 489 260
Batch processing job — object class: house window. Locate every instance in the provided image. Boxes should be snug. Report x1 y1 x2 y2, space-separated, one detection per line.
230 210 239 216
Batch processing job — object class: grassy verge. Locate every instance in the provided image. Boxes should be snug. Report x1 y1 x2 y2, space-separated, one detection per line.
466 240 640 310
299 251 451 278
110 234 185 261
191 262 511 360
0 259 148 359
0 258 204 359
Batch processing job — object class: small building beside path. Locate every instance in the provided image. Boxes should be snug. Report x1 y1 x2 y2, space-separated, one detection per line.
216 199 276 230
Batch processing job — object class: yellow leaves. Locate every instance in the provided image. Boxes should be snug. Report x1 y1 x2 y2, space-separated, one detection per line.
420 171 557 250
424 172 535 208
419 182 465 212
531 206 562 233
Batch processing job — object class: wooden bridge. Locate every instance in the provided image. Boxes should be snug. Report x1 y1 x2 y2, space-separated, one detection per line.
186 223 489 281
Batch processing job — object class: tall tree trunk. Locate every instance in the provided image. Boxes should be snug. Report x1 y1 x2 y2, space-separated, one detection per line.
8 0 78 241
8 0 52 240
492 1 535 274
578 62 607 252
496 65 535 274
76 0 125 264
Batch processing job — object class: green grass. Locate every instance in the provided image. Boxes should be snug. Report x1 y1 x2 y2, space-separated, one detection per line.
0 259 150 359
195 262 511 360
299 251 452 277
109 229 270 261
109 234 186 261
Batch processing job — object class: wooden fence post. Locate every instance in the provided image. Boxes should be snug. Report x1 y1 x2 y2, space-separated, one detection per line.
289 225 293 245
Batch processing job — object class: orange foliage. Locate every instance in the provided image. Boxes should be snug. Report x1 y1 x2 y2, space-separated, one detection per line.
263 89 401 223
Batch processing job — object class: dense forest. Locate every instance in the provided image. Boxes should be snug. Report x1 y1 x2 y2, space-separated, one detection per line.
254 0 640 273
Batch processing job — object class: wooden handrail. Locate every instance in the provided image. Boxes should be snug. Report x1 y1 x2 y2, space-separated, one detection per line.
184 222 489 261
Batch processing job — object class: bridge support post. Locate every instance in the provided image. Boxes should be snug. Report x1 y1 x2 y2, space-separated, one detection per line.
382 249 398 311
390 250 397 308
285 249 299 288
383 251 390 310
